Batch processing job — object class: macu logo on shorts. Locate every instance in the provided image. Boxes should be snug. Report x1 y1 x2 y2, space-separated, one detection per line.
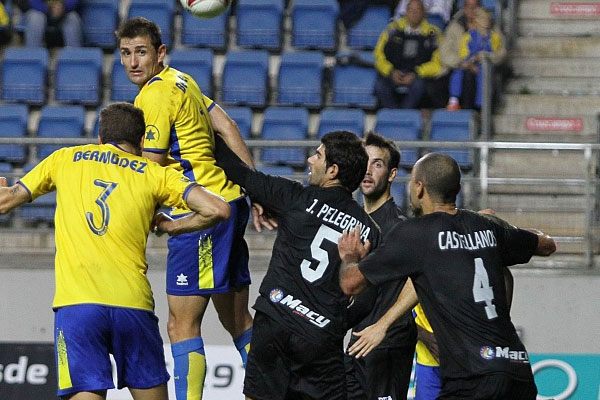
480 346 530 363
269 288 330 328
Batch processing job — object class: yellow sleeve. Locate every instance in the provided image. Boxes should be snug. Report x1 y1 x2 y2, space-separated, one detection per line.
415 49 443 78
154 164 197 209
488 30 507 65
203 94 215 111
18 151 58 200
373 22 396 77
459 33 470 60
136 82 177 153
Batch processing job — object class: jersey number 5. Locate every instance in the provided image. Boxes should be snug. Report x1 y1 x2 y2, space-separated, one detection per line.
472 258 498 319
300 225 342 283
86 179 118 236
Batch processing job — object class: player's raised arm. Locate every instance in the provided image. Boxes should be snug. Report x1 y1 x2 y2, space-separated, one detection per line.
339 228 371 295
0 178 31 214
209 102 254 168
526 228 556 256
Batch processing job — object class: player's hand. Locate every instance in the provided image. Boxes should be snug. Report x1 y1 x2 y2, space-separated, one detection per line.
0 177 7 187
338 227 371 263
151 212 173 237
251 202 278 232
348 323 386 358
477 208 495 215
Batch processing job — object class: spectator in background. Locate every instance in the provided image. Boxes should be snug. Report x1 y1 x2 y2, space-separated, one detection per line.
24 0 82 47
446 7 506 110
0 1 12 46
394 0 453 27
373 0 445 109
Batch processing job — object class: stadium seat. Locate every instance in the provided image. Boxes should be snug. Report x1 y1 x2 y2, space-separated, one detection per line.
375 109 422 168
221 50 270 107
181 8 228 50
291 0 338 51
225 106 253 139
318 108 365 138
429 110 475 169
55 47 104 105
127 0 174 47
347 6 391 50
260 106 309 166
19 186 57 223
1 47 49 105
0 104 28 163
332 52 377 108
277 51 324 108
390 171 407 208
111 49 140 103
257 165 295 177
37 105 86 160
168 48 214 98
236 0 284 50
81 0 119 48
426 13 446 30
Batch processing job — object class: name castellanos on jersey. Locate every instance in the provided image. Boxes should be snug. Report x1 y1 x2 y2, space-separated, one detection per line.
480 346 530 363
438 230 497 251
269 288 330 328
72 150 147 174
305 198 371 241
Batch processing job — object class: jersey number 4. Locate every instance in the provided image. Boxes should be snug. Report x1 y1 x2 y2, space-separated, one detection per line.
86 179 118 236
472 258 498 319
300 225 342 283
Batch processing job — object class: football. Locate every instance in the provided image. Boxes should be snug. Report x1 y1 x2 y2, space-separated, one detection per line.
180 0 230 18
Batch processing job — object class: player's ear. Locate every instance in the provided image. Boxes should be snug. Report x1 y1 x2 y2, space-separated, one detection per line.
327 163 339 180
157 44 167 64
388 167 397 183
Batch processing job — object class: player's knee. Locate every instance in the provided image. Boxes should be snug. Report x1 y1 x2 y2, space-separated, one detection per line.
167 314 201 341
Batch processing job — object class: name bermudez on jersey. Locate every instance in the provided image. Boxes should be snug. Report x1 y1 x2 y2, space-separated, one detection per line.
269 288 331 328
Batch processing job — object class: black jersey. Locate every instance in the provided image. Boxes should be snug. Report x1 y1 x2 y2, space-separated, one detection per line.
347 199 417 348
216 140 380 346
358 209 538 380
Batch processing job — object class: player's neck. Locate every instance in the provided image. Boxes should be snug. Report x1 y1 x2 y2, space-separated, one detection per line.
426 202 458 215
363 192 391 214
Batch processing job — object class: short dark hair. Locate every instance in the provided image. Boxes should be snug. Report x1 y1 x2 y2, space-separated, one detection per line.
99 103 146 149
115 17 162 51
414 153 461 203
364 132 401 170
321 130 368 192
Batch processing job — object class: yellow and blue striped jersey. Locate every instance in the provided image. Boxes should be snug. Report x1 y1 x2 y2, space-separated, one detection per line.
18 143 196 311
413 303 440 367
136 66 243 215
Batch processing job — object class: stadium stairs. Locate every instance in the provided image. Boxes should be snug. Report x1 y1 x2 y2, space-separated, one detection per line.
489 0 600 254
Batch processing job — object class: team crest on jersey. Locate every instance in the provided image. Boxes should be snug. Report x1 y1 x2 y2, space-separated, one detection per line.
145 125 160 142
269 288 284 303
480 346 495 360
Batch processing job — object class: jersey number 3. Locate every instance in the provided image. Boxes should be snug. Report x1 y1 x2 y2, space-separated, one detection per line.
86 179 118 236
300 225 342 283
472 258 498 319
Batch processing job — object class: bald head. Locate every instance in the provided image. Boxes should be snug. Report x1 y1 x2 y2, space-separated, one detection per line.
413 153 461 204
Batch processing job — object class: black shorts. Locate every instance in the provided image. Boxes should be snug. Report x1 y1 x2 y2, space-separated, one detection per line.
244 311 347 400
438 373 537 400
345 345 415 400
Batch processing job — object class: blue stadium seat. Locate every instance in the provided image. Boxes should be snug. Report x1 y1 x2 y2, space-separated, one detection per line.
291 0 338 51
168 48 214 98
55 47 104 105
257 165 295 177
347 6 390 50
332 52 377 108
111 49 139 103
318 108 365 138
391 170 407 208
81 0 119 48
0 104 28 163
225 106 253 139
127 0 174 47
1 47 49 105
236 0 284 50
375 109 422 168
277 51 324 108
37 106 86 160
427 13 446 30
221 50 270 107
181 8 228 50
19 186 57 223
430 110 475 169
260 106 309 166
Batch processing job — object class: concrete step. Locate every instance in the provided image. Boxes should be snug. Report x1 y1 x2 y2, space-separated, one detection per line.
487 193 587 212
488 149 589 179
509 58 600 78
488 182 586 196
493 114 598 138
513 37 600 58
500 94 600 115
505 77 600 96
518 19 600 37
519 0 600 20
495 210 586 237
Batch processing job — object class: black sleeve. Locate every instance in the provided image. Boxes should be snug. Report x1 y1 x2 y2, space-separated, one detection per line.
495 223 539 266
358 222 418 285
214 135 304 213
